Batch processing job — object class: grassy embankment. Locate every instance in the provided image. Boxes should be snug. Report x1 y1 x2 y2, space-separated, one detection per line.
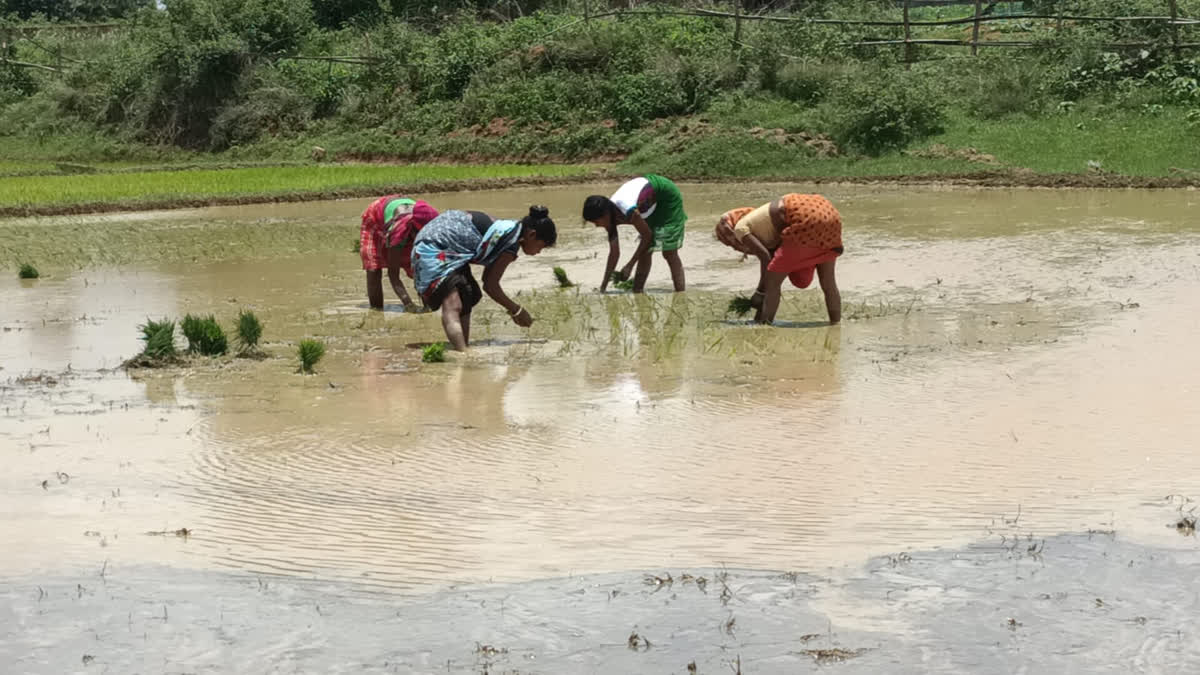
0 162 598 216
3 107 1198 217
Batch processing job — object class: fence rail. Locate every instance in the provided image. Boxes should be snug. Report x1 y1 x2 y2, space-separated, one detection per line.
2 2 1198 74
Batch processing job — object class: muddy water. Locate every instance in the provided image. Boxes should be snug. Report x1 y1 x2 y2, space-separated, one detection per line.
3 183 1200 669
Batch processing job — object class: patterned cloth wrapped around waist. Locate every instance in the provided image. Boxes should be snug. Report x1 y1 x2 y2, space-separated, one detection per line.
412 210 522 300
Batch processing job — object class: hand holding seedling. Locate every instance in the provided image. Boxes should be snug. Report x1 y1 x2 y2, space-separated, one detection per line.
510 306 533 328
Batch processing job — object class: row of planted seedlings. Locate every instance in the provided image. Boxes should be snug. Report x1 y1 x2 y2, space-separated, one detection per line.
129 310 329 375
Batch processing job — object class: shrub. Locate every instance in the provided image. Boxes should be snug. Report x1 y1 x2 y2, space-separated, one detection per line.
829 70 946 155
965 57 1050 119
772 62 849 105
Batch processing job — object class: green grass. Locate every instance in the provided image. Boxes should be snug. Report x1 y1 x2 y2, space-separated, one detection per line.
297 338 326 374
0 163 593 210
931 110 1200 175
421 342 447 363
623 106 1200 178
181 314 228 356
18 262 39 279
236 309 263 353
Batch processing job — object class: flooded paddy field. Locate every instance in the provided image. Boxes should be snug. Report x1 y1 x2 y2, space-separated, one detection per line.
3 182 1200 672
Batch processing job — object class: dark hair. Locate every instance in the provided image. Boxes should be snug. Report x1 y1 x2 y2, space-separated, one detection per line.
582 195 620 241
521 205 557 246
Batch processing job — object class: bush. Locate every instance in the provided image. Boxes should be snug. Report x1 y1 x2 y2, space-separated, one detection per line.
772 62 860 106
829 70 946 155
181 313 228 356
966 57 1050 119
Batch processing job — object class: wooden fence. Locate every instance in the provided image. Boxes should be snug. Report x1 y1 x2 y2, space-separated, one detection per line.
2 2 1198 74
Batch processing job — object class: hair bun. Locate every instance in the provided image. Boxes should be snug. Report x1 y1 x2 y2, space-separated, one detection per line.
529 205 550 220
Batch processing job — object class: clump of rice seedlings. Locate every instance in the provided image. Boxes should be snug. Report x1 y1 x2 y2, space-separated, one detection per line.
139 318 177 358
297 339 326 374
235 309 263 355
727 296 755 317
553 266 573 288
181 314 228 356
610 271 634 291
421 342 447 363
18 263 39 279
353 239 361 253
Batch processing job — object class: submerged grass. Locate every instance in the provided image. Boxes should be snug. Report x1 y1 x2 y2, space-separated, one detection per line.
18 262 39 279
297 339 326 374
0 163 593 212
421 342 447 363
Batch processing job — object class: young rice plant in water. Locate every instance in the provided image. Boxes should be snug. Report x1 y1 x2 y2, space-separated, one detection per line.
18 263 39 279
236 309 263 353
422 342 447 363
553 266 574 288
728 296 755 317
139 318 177 358
181 314 228 356
610 271 634 291
298 339 326 373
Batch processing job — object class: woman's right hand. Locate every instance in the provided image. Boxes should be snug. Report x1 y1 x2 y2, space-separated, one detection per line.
511 307 533 327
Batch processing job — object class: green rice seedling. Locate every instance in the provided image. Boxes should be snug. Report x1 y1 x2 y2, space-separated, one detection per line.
421 342 447 363
727 296 755 317
353 239 361 253
139 318 177 358
18 263 39 279
297 339 326 374
553 266 573 288
236 309 263 353
181 314 228 356
610 271 634 291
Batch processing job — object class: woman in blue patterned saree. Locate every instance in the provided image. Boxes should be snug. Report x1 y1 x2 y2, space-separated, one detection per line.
412 206 558 351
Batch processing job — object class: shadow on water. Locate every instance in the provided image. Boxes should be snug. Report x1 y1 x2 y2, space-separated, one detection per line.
718 318 832 328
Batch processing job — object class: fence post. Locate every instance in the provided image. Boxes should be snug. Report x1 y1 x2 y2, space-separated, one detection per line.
903 0 913 67
585 0 590 25
971 0 982 56
1169 0 1180 58
1056 0 1064 33
733 0 743 53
